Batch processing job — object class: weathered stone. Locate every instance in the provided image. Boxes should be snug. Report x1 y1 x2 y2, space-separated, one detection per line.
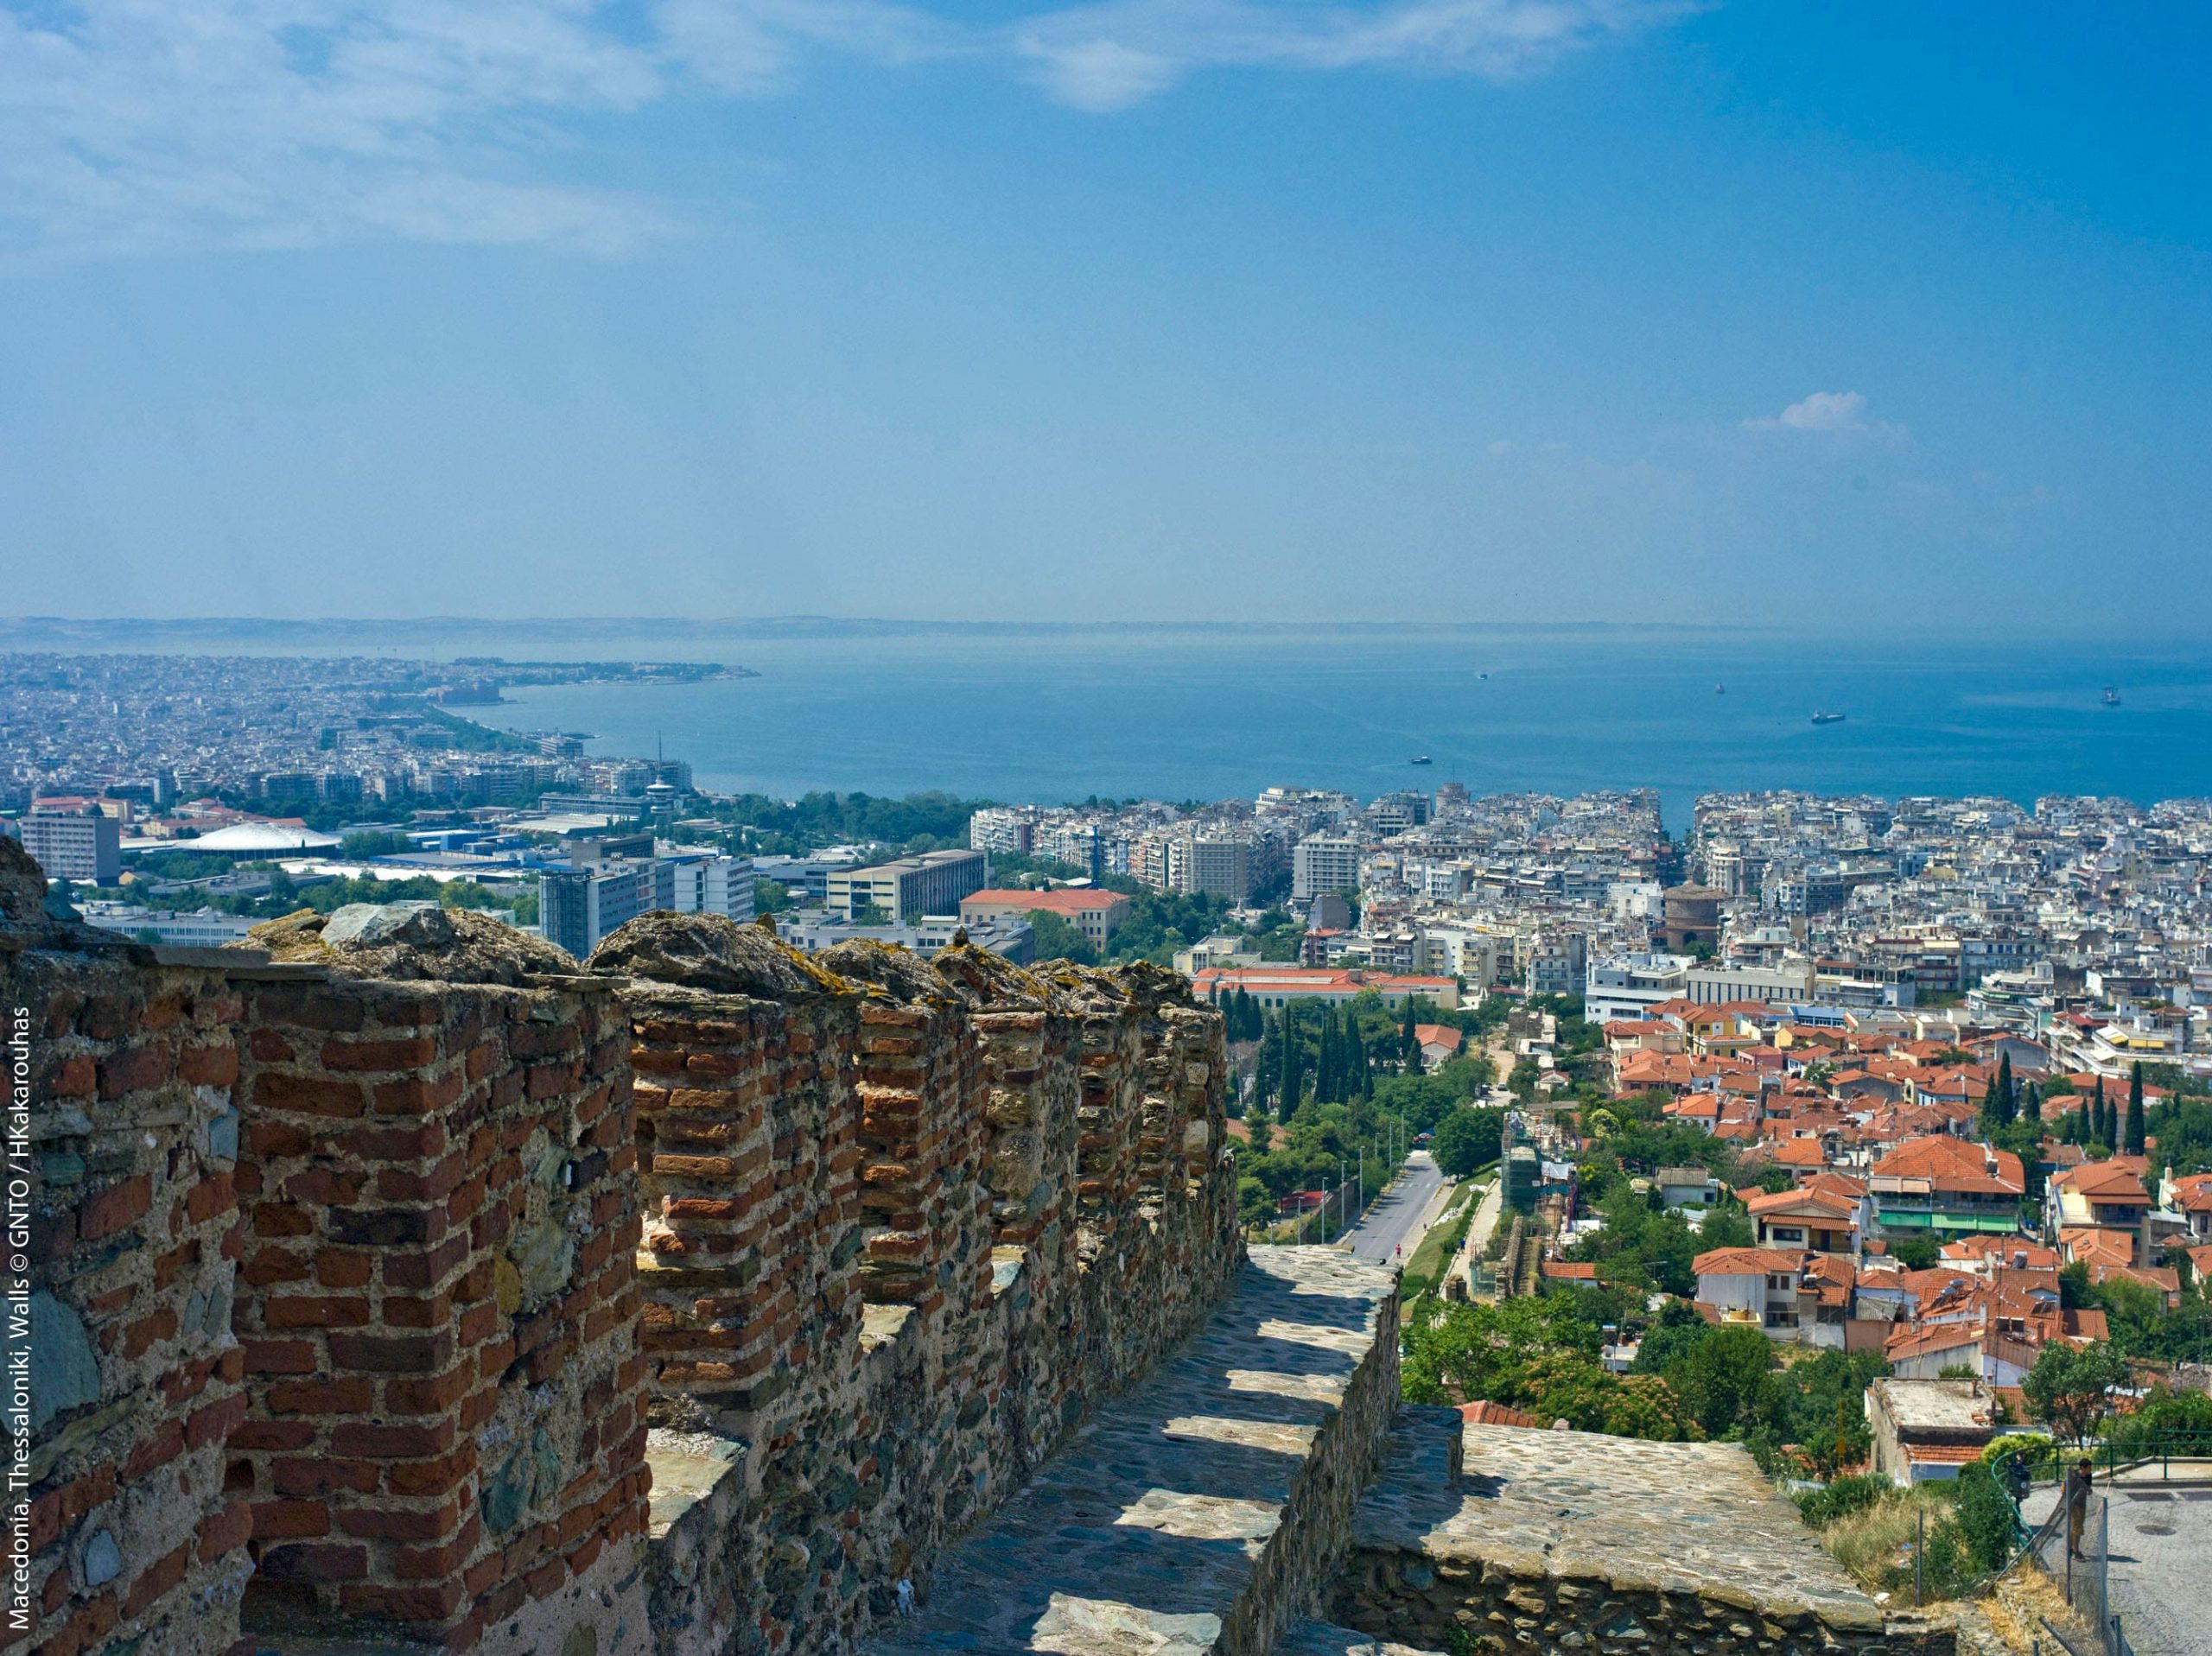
29 1289 101 1433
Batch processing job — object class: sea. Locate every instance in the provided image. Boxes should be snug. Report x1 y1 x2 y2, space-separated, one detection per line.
451 626 2212 831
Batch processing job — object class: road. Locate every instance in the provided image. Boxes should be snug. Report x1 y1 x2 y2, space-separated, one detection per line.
1343 1151 1446 1265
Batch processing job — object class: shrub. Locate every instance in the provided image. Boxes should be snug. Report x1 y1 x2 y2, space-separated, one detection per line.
1954 1462 2017 1573
1796 1472 1892 1530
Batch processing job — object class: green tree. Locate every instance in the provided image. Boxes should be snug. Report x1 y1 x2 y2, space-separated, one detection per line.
2023 1341 2128 1443
1664 1323 1779 1438
1891 1236 1940 1272
2126 1063 2147 1157
1431 1107 1504 1177
1629 1298 1712 1378
1402 1295 1601 1408
1026 909 1098 964
339 828 410 859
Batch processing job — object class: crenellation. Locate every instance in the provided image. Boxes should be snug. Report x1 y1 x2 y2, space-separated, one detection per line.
16 853 1246 1656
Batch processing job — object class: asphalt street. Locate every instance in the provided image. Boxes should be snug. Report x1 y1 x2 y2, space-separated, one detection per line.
1343 1150 1446 1265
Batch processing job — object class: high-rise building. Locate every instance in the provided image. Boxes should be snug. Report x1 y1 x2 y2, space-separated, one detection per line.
18 811 122 884
539 863 657 961
1293 834 1363 903
969 807 1039 855
1179 836 1252 904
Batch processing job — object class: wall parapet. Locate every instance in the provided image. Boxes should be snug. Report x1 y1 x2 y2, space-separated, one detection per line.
593 914 1243 1656
9 839 256 1656
16 853 1243 1656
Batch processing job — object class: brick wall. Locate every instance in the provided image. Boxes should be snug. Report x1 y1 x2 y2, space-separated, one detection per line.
15 866 1243 1656
229 963 646 1652
10 847 253 1656
594 915 1243 1656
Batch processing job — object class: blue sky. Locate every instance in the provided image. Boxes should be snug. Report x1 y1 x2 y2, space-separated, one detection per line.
1 1 2206 628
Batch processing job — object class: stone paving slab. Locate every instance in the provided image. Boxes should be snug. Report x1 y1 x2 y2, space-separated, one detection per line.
1272 1617 1446 1656
1344 1414 1893 1636
867 1248 1397 1656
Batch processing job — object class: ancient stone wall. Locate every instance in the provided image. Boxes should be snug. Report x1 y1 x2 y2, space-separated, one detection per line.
9 855 255 1656
1332 1415 1956 1656
16 853 1242 1656
227 925 647 1653
594 917 1243 1656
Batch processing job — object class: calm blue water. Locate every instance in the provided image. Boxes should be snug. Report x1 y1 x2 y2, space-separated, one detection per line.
475 628 2212 828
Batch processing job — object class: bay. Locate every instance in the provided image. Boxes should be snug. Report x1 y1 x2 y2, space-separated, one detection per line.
475 627 2212 828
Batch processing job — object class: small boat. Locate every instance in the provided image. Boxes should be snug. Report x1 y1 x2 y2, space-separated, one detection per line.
1714 683 1726 695
2101 685 2121 707
1810 711 1846 726
1410 755 1433 766
1477 672 1490 682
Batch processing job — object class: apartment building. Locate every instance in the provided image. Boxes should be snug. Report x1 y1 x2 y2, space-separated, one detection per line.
1293 834 1363 903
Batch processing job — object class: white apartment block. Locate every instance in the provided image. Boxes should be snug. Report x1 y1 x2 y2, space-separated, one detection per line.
1293 834 1363 903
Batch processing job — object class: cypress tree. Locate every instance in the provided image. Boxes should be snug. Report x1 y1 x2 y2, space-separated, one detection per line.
2091 1077 2107 1146
2126 1063 2146 1157
2022 1079 2041 1125
1401 999 1418 1067
1979 1078 1999 1136
1996 1054 2016 1126
1316 1007 1337 1105
1281 1007 1300 1111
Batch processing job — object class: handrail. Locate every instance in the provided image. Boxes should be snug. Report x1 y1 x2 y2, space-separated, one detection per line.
1994 1431 2212 1490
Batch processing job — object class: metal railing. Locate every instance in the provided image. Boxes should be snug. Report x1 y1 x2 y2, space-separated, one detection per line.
1999 1431 2212 1487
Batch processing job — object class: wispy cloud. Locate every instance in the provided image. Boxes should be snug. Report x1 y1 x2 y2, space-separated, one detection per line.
1743 390 1908 440
0 0 1694 262
1014 0 1696 112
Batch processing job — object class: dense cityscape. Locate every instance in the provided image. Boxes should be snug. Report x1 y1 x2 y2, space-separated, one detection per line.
15 646 2212 1656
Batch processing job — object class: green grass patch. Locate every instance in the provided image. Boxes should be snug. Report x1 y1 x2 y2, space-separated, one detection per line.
1399 1179 1484 1302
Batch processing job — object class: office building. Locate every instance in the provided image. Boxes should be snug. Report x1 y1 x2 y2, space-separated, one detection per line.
540 862 658 961
665 855 756 924
961 887 1129 949
825 849 987 925
777 910 1034 965
18 810 123 884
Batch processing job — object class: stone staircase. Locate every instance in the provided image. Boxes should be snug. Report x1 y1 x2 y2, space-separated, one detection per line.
865 1247 1401 1656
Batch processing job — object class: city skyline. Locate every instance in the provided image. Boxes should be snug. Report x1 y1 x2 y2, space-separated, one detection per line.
3 3 2208 627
